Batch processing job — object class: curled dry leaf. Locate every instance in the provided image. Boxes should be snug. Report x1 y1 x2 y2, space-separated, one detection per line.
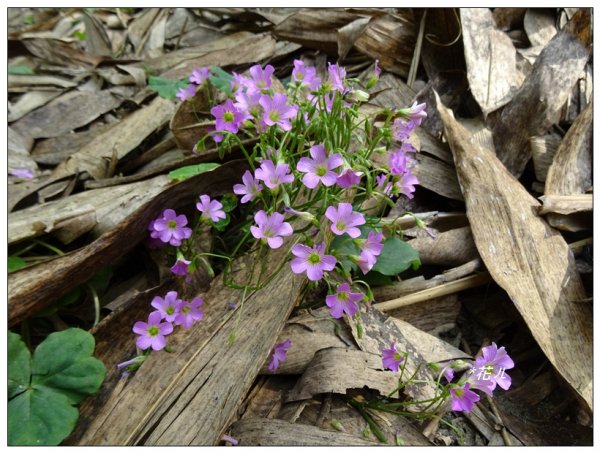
436 92 592 412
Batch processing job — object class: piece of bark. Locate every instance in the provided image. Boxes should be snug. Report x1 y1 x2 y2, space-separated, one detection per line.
408 226 478 267
345 307 438 409
51 96 175 180
230 418 380 446
11 90 121 140
538 194 592 216
353 12 415 78
436 92 592 411
8 202 97 245
285 348 399 403
8 74 77 89
274 9 360 55
268 306 465 377
8 160 247 327
460 8 521 116
488 9 591 177
74 244 306 445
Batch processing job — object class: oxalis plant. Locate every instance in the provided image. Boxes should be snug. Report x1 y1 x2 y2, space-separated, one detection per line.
123 60 515 442
8 329 106 445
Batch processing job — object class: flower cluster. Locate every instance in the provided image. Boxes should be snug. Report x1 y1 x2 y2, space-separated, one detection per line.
382 341 515 414
133 291 204 351
124 59 429 378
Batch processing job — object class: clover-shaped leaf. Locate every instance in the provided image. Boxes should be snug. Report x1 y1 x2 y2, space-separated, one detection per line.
372 237 421 276
8 329 106 445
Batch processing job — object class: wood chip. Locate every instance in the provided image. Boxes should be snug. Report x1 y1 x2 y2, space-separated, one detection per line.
538 194 592 216
436 92 592 411
8 90 63 122
408 226 479 267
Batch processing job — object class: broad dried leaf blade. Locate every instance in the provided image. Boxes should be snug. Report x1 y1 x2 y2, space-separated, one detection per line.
435 92 592 411
460 8 520 115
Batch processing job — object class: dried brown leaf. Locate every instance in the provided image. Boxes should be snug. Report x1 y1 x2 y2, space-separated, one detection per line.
12 90 121 140
52 96 175 180
489 9 591 176
436 92 592 411
460 8 521 115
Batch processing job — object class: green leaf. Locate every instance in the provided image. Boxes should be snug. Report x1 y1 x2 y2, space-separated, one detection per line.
209 66 233 95
220 193 238 213
213 215 230 232
8 332 31 399
148 76 188 100
32 329 106 404
8 386 79 446
8 65 35 75
7 329 106 445
361 270 394 287
8 256 28 273
168 163 220 181
89 266 112 293
372 237 420 276
73 30 86 41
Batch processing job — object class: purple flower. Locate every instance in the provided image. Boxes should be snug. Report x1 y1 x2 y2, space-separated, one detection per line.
9 168 34 179
149 209 192 247
171 258 191 276
176 84 196 102
392 117 415 141
221 435 239 446
292 59 321 90
234 89 261 119
389 148 410 176
357 251 378 275
189 67 211 85
469 342 515 394
196 194 226 223
250 210 293 249
374 59 381 77
211 99 246 134
406 101 427 126
151 290 182 322
233 170 263 203
395 171 419 199
450 382 480 412
268 339 292 372
382 342 404 372
133 311 174 351
325 283 363 318
247 64 275 93
174 297 204 329
230 71 249 94
376 174 393 195
254 159 294 190
336 168 362 188
361 231 384 257
259 93 298 131
327 62 347 93
297 144 343 189
290 242 336 281
325 203 365 238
